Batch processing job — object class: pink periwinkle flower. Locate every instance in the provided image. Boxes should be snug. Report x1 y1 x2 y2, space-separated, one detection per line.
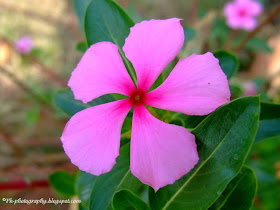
224 0 263 31
14 36 33 54
243 81 257 96
61 18 231 191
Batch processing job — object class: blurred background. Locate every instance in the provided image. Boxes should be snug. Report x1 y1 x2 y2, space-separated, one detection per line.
0 0 279 209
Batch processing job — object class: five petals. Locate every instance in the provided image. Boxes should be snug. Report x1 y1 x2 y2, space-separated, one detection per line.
61 18 230 190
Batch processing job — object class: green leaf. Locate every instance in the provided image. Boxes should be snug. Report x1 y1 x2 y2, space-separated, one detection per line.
54 88 114 116
247 137 280 210
214 50 239 80
49 171 76 197
113 190 149 210
255 102 280 142
85 0 134 46
149 96 260 210
169 118 184 127
76 41 88 53
89 144 144 210
76 171 97 208
84 0 137 84
181 115 206 129
25 107 40 124
72 0 92 32
183 27 196 46
209 166 257 210
245 37 272 53
229 83 243 99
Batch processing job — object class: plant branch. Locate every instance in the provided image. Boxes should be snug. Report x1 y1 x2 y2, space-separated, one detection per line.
0 36 66 87
0 123 23 158
190 0 198 25
0 65 54 111
233 6 280 53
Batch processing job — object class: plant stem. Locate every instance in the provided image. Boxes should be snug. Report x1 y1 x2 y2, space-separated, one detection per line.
233 6 280 53
0 36 66 87
223 30 239 50
0 123 23 158
0 65 54 110
190 0 198 25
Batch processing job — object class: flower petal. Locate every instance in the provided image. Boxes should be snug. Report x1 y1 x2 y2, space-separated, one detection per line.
242 16 257 31
224 2 238 18
68 42 135 104
145 52 230 115
237 0 263 16
123 18 184 91
224 2 245 30
61 99 132 175
131 105 199 191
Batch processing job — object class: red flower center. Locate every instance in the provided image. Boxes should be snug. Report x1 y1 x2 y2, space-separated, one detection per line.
130 89 146 105
238 8 247 17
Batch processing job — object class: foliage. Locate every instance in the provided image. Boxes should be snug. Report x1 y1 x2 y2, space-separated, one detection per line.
49 171 76 198
49 0 280 209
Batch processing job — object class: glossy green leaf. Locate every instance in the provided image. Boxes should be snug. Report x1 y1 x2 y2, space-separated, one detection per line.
255 102 280 142
249 161 280 210
49 171 76 197
76 171 97 208
84 0 137 84
54 88 114 116
229 83 243 99
85 0 134 46
214 50 239 80
149 96 260 210
247 137 280 210
169 118 184 127
72 0 92 32
245 37 272 53
113 190 149 210
181 114 206 129
89 144 144 210
182 102 280 143
209 166 257 210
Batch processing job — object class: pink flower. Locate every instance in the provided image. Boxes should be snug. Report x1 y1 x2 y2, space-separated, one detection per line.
224 0 263 31
14 36 33 54
61 18 231 190
243 81 257 96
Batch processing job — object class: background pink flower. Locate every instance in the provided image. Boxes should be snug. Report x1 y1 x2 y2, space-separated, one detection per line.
243 81 258 96
224 0 263 31
61 18 231 190
14 36 33 54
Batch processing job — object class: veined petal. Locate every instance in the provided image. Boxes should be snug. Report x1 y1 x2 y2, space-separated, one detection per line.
61 99 132 175
123 18 184 91
68 42 135 104
146 52 230 115
131 105 199 191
